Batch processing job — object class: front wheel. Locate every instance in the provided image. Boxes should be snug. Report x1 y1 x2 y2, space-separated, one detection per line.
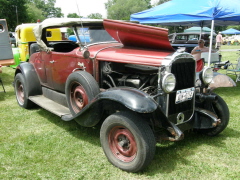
100 111 156 172
196 93 229 136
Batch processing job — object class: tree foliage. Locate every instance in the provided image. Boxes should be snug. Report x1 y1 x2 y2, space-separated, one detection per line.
28 0 63 18
87 13 103 19
67 13 81 18
26 3 45 23
156 0 170 5
0 0 28 31
0 0 63 31
105 0 149 20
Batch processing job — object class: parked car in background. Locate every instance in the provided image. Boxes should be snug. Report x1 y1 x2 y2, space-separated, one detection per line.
169 32 216 53
9 32 16 47
14 18 229 172
11 23 62 68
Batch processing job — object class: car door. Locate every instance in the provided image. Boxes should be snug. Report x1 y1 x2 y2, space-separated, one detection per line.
40 51 55 88
35 49 80 92
50 50 94 93
0 19 14 65
50 52 83 92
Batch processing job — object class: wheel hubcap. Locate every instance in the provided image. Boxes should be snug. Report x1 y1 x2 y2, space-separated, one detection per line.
70 83 88 113
16 81 24 104
109 126 137 162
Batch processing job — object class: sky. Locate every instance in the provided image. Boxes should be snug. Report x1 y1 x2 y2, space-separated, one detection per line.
55 0 109 18
55 0 157 18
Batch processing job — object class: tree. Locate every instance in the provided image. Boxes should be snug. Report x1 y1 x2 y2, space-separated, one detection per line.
67 13 81 18
27 0 63 18
105 0 149 20
0 0 28 31
0 0 64 31
87 13 103 19
156 0 170 5
26 3 45 23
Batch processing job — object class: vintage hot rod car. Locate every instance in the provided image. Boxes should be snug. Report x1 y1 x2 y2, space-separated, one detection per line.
14 18 229 172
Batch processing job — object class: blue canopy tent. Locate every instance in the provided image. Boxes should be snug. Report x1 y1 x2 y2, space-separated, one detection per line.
184 27 212 33
221 28 240 35
130 0 240 66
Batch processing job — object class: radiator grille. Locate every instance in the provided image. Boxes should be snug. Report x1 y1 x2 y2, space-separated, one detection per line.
168 58 195 123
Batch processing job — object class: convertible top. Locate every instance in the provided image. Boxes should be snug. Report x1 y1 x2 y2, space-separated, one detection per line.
33 18 103 50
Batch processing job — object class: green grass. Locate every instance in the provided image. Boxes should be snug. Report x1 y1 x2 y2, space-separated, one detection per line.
220 44 240 49
1 46 240 179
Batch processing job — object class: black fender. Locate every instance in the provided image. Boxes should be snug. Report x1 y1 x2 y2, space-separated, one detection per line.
62 87 185 141
194 108 220 129
15 62 42 96
196 72 236 90
62 87 167 127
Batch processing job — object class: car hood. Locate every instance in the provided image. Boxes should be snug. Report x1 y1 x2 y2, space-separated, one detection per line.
104 19 174 51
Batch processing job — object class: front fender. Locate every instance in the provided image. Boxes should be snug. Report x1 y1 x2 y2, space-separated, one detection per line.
196 72 236 90
97 88 158 113
62 87 159 127
209 72 236 90
15 62 42 96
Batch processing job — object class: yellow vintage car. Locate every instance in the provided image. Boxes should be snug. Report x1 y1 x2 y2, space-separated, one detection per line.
12 23 62 67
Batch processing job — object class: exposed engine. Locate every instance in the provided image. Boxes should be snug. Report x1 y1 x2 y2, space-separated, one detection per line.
100 61 159 95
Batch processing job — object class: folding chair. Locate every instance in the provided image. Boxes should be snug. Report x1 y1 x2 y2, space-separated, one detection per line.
0 65 6 93
0 76 6 93
226 57 240 82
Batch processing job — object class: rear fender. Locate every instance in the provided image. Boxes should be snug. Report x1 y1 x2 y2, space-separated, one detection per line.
15 62 42 96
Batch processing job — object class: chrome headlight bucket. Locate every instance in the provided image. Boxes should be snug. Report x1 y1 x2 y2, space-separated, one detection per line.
162 73 176 93
202 67 213 85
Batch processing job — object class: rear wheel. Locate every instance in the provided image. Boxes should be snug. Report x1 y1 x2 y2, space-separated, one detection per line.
14 73 34 109
65 71 100 115
100 111 156 172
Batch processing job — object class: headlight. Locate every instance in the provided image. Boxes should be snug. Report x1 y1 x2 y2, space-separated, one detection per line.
202 67 213 85
162 73 176 93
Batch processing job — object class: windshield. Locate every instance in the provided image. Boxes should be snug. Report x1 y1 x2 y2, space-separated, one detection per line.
69 27 116 45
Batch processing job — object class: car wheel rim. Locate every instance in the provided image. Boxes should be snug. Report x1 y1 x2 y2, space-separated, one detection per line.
70 82 88 113
108 126 137 162
16 81 24 105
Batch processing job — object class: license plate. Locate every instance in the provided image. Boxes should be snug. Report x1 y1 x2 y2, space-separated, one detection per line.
175 88 195 104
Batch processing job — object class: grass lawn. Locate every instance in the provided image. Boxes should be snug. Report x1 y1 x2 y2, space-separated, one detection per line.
0 46 240 179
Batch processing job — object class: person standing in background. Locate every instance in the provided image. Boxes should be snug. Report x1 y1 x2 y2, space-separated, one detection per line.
216 32 223 49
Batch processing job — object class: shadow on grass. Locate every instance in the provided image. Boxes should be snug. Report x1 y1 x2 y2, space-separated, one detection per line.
36 108 101 146
35 106 239 175
141 125 240 175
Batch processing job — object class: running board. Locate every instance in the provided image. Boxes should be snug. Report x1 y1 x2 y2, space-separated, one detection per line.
29 95 72 120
